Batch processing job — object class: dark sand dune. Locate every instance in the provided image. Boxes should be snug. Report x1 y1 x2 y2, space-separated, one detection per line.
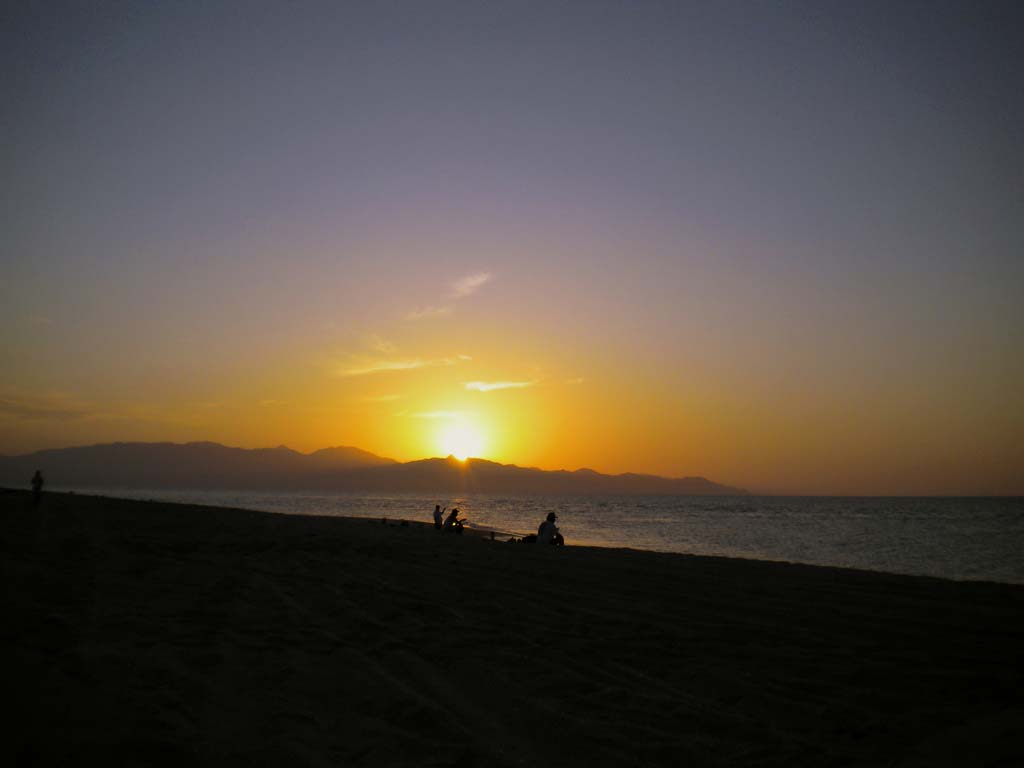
3 489 1022 766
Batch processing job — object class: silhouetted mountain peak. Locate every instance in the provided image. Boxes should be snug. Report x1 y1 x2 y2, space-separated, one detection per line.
403 457 454 468
465 457 503 469
308 446 396 466
0 441 745 495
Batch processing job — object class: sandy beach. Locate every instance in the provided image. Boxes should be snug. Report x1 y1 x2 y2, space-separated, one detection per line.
3 488 1022 767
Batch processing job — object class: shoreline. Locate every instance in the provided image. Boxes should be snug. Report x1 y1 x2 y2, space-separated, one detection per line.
11 486 1021 586
4 488 1023 765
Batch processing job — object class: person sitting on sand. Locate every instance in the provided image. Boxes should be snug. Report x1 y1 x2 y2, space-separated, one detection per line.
537 512 564 546
31 469 44 502
443 507 465 533
433 504 446 530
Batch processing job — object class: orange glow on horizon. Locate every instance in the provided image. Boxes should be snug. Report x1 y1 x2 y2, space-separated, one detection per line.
4 294 1020 497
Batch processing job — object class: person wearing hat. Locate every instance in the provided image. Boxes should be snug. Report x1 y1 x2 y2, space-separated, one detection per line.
537 512 564 546
443 507 466 533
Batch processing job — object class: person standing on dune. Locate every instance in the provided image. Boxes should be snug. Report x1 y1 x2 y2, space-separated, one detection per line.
31 469 44 504
433 504 446 530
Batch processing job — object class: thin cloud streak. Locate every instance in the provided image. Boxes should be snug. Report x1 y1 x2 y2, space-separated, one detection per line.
407 305 453 320
340 356 464 377
407 273 491 321
451 272 492 298
464 380 537 392
366 334 397 354
0 394 90 421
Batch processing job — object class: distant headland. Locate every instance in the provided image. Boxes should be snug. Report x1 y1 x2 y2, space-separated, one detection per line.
0 441 745 496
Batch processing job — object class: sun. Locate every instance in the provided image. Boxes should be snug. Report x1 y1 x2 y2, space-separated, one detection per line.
437 422 486 461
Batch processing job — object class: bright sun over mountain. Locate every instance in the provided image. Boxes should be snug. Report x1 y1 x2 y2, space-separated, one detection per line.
436 422 486 462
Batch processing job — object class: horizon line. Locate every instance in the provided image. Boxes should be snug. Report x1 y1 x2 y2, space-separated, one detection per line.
2 439 1022 497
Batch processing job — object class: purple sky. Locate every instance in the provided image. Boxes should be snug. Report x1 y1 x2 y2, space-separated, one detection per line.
2 1 1022 493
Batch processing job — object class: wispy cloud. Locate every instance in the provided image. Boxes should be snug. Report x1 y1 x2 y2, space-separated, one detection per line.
366 334 397 354
565 377 585 385
451 272 492 298
410 410 463 420
464 380 537 392
406 304 453 320
406 272 492 322
0 394 90 421
341 356 462 377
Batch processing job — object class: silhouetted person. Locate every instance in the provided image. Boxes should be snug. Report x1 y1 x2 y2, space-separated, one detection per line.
537 512 564 546
31 469 44 504
433 504 446 530
443 508 465 533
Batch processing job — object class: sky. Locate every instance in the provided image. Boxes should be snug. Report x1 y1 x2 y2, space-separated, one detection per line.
2 0 1022 495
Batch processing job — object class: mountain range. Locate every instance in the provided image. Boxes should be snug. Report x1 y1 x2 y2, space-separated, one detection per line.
0 441 745 496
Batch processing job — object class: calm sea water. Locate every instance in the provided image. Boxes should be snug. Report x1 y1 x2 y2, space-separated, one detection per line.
76 489 1024 585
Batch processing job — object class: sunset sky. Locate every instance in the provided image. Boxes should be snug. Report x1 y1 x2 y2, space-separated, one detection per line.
2 1 1022 495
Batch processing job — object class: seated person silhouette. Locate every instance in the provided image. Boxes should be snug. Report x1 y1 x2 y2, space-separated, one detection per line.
443 507 465 533
537 512 564 546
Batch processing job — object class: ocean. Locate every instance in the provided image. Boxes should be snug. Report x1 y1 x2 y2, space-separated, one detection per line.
65 488 1024 585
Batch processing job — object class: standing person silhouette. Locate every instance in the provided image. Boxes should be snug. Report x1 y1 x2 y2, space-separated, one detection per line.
433 504 446 530
31 469 44 504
